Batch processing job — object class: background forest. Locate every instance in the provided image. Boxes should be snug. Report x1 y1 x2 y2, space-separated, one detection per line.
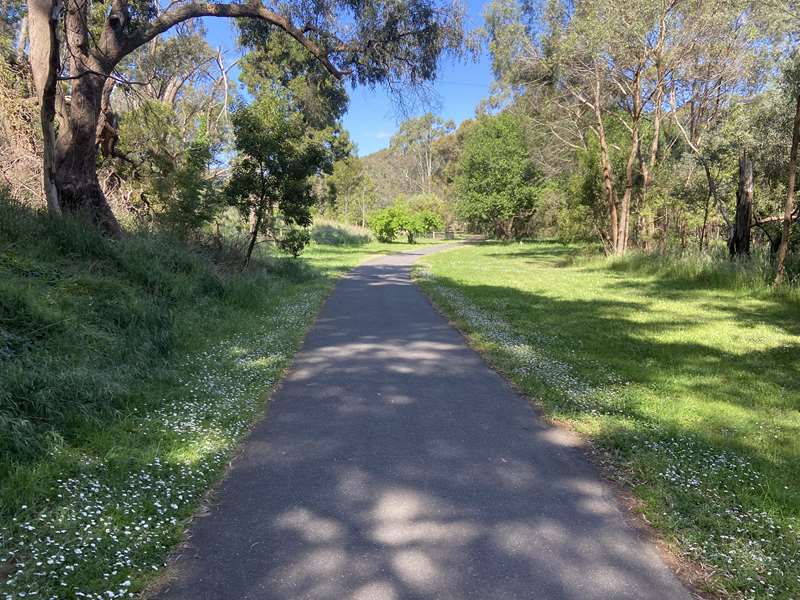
3 0 800 276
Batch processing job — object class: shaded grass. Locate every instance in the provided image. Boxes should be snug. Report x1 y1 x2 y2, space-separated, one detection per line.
417 241 800 600
0 197 415 598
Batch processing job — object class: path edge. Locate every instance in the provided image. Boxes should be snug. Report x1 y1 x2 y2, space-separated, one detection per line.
409 247 712 600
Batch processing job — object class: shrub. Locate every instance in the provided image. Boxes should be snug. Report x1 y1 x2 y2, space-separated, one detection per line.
311 219 372 245
369 206 443 243
277 227 311 257
369 207 400 242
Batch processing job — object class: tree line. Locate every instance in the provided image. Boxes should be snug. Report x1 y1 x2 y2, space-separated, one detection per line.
0 0 466 258
2 0 800 283
484 0 800 285
329 0 800 285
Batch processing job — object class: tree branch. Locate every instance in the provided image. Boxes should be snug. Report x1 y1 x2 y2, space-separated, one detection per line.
121 3 349 79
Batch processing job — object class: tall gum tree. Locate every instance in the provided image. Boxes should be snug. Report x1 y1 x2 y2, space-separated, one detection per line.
26 0 467 236
485 0 766 254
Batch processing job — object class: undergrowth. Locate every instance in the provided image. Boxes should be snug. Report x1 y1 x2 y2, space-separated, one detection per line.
0 194 404 598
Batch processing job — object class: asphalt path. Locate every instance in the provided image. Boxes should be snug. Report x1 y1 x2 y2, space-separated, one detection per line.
156 243 691 600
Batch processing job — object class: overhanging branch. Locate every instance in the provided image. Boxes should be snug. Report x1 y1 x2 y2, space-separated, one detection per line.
121 3 350 79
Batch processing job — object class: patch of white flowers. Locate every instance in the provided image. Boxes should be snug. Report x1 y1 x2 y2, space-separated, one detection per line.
637 436 798 599
418 267 799 600
417 268 619 411
0 293 318 599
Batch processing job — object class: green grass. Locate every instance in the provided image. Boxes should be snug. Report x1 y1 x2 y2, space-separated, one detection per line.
416 241 800 600
0 196 423 599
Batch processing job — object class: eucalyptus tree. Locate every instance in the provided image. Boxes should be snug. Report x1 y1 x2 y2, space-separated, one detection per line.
326 157 379 225
26 0 467 236
486 0 768 254
389 113 455 194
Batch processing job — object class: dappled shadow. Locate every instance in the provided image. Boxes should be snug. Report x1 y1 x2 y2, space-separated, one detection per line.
482 241 579 268
596 268 800 338
156 247 687 600
424 272 800 475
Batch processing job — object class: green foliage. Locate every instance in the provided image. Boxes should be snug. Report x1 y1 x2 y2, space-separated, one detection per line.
368 202 443 243
159 124 222 235
416 209 445 234
456 111 540 238
321 157 378 224
277 227 311 257
239 23 348 130
226 92 338 243
116 102 222 235
369 206 401 242
310 219 372 245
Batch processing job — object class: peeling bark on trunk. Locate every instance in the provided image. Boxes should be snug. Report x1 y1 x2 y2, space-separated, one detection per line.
27 0 61 214
729 151 753 258
773 94 800 286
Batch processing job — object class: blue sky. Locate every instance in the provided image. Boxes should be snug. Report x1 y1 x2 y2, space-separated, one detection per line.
203 0 493 157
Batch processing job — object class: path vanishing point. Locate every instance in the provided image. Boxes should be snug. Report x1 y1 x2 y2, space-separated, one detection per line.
156 244 691 600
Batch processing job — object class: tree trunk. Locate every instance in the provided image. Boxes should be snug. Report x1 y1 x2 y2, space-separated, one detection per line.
773 94 800 286
54 72 123 237
244 204 264 270
616 118 639 256
27 0 61 215
595 114 618 254
27 0 125 235
699 187 711 251
729 151 753 258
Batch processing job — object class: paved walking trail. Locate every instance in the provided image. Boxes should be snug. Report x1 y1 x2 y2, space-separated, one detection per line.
157 244 690 600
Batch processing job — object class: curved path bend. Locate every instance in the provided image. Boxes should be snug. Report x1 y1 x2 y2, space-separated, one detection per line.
157 244 690 600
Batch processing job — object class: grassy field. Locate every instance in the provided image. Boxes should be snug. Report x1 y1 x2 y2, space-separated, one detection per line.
0 198 426 599
416 241 800 600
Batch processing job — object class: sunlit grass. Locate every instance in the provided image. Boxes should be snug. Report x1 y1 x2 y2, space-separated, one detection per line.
417 241 800 600
0 201 428 599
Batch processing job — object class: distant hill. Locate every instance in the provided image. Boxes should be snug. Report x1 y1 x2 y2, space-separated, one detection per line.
361 147 419 206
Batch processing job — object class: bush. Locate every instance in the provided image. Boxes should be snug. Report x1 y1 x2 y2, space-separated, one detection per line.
368 207 398 242
368 205 444 243
311 219 372 245
277 227 311 257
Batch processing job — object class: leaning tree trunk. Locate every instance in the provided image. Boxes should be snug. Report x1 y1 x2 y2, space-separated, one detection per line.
244 204 264 270
773 94 800 286
729 151 753 258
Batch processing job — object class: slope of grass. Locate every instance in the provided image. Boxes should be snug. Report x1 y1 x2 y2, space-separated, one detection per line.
0 197 416 599
416 241 800 600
